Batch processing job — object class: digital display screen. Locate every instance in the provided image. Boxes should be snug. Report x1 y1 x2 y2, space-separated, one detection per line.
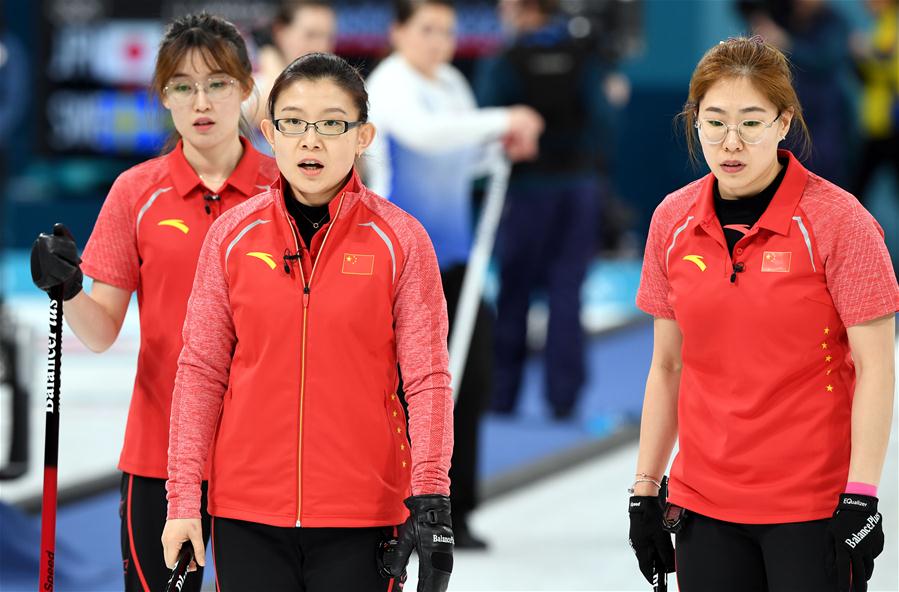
38 0 505 157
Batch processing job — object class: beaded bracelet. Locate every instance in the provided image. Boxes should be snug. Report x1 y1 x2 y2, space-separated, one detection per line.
628 473 661 494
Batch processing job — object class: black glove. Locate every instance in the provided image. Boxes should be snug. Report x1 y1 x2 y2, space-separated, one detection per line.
629 494 676 586
31 224 83 301
379 495 453 592
826 493 884 592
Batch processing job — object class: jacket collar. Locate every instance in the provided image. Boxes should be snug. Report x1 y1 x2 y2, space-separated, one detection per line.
692 150 809 236
273 167 366 220
167 136 263 198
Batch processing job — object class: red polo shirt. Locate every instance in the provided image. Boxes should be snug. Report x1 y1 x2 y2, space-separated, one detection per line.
637 151 899 523
81 138 279 479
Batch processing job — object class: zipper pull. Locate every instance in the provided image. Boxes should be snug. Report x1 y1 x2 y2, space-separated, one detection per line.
303 285 310 308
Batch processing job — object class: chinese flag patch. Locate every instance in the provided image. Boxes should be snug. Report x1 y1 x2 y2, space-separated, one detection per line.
761 251 791 273
341 253 374 275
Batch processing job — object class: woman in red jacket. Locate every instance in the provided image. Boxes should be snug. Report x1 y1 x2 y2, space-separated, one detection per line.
161 52 455 592
28 13 279 592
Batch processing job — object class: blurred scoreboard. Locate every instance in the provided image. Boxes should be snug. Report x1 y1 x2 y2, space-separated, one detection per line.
40 1 173 157
39 0 639 157
39 0 504 157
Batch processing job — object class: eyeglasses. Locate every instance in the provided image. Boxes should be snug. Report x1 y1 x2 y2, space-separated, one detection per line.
695 113 781 145
273 118 363 136
163 76 237 104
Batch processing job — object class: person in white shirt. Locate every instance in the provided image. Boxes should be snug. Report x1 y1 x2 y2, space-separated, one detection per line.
366 0 543 550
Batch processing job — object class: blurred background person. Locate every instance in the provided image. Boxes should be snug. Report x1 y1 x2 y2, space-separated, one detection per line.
739 0 855 187
250 0 337 128
475 0 614 420
850 0 898 210
366 0 544 550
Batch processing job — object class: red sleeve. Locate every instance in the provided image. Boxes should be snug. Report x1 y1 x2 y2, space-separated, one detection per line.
80 174 141 291
803 196 899 327
636 202 678 320
166 218 237 519
391 215 453 497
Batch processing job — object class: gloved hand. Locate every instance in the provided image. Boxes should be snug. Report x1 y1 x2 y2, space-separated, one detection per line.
826 493 884 592
629 494 676 586
31 224 83 301
379 495 453 592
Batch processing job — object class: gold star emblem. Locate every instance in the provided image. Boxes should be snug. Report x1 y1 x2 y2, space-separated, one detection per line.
345 255 353 262
826 369 832 375
826 385 834 392
825 355 833 363
392 410 398 417
396 427 401 434
400 444 405 451
765 253 773 261
824 327 830 335
821 342 828 349
390 394 396 400
402 460 407 468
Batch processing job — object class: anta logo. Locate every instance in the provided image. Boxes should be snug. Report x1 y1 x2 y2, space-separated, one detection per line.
723 224 751 235
246 252 277 270
158 219 189 234
683 255 707 271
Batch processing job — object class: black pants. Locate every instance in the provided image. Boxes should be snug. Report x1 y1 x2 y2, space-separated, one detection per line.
441 265 492 521
211 517 400 591
119 473 211 592
675 512 838 592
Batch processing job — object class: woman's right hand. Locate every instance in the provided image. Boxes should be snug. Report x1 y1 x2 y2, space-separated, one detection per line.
161 518 206 572
507 105 544 137
30 224 83 301
503 106 544 162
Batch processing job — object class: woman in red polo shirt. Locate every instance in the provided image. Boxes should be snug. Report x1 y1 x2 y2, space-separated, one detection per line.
29 13 278 591
627 37 898 592
160 53 454 592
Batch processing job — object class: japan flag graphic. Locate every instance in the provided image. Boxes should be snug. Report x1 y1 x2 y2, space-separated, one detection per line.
761 251 792 273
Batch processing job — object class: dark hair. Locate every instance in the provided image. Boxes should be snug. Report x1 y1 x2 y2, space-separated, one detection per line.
268 53 369 122
530 0 560 15
153 13 254 151
678 36 812 164
394 0 454 25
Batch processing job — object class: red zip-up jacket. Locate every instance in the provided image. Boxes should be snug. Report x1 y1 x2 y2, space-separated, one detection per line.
167 171 453 528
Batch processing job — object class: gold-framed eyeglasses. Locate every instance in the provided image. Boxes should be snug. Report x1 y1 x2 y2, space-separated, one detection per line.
695 113 781 145
163 76 237 104
273 118 363 136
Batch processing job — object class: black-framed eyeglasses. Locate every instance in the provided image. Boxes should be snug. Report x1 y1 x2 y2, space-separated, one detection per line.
273 118 363 136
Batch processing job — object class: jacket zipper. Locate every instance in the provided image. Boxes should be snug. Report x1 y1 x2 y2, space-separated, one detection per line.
282 192 346 527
